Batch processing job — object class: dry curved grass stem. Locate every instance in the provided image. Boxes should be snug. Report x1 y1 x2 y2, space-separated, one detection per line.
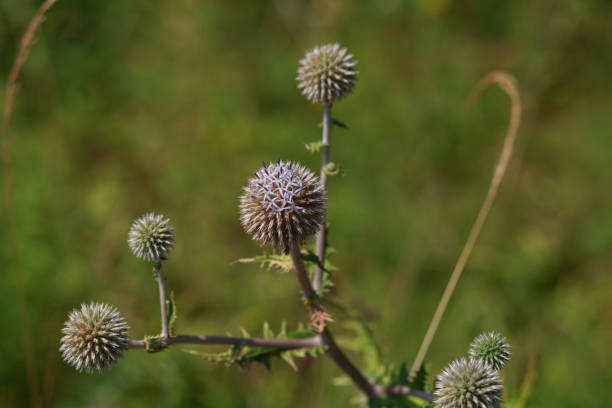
2 1 58 407
410 71 522 377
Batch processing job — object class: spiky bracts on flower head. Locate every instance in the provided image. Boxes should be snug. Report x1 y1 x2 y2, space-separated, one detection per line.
60 302 129 374
434 357 503 408
469 332 512 371
128 213 175 262
240 160 326 253
297 43 358 104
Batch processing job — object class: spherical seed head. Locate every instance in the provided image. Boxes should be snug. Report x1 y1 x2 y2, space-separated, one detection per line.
469 332 512 371
297 43 358 104
240 160 326 252
128 213 175 262
60 302 129 374
434 357 503 408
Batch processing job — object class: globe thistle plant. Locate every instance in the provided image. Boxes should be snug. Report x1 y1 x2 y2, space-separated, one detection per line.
60 302 130 374
469 332 512 371
240 160 326 253
297 43 358 104
434 357 503 408
128 212 175 262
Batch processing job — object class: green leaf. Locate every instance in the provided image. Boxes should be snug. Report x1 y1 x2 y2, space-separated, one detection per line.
233 252 293 273
411 363 427 391
263 322 274 339
398 363 410 386
167 291 178 337
305 141 326 153
183 323 325 371
323 162 342 176
144 335 167 353
331 118 348 129
302 244 337 297
184 347 232 363
317 118 349 129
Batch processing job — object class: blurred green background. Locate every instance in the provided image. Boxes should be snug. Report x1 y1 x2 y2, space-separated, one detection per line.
2 0 611 406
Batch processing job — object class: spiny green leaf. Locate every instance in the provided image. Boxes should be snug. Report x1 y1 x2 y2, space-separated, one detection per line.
303 244 337 297
323 162 342 176
184 347 236 365
411 363 427 391
233 252 293 272
305 141 326 153
398 363 410 386
144 335 167 353
167 291 177 337
317 118 349 129
331 118 348 129
263 322 274 339
184 323 324 371
278 320 288 338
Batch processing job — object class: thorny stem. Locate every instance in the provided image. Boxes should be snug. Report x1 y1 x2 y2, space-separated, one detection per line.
154 260 170 341
289 244 319 302
127 335 323 350
313 101 332 294
289 243 378 401
320 329 378 400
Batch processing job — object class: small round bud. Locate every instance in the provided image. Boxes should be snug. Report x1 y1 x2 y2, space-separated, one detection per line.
297 43 358 104
128 213 175 262
60 302 129 374
469 332 512 371
434 357 503 408
240 160 326 252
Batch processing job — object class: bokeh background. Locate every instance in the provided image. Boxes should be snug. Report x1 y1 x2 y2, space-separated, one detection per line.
2 0 612 407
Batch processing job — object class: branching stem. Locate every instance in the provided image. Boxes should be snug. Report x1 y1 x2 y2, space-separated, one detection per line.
127 335 323 350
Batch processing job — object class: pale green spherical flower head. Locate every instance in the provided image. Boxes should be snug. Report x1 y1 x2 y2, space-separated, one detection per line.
434 357 503 408
297 43 358 104
469 332 512 371
60 302 129 374
128 213 175 262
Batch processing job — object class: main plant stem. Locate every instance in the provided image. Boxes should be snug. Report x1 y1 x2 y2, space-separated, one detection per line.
154 260 170 341
289 243 377 400
313 101 332 294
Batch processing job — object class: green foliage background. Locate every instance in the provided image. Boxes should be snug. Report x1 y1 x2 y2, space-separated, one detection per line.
1 0 611 406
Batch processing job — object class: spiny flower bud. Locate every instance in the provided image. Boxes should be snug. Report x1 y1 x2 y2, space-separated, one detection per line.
297 43 358 104
60 302 129 374
240 160 326 253
469 332 512 371
434 357 503 408
128 213 175 262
